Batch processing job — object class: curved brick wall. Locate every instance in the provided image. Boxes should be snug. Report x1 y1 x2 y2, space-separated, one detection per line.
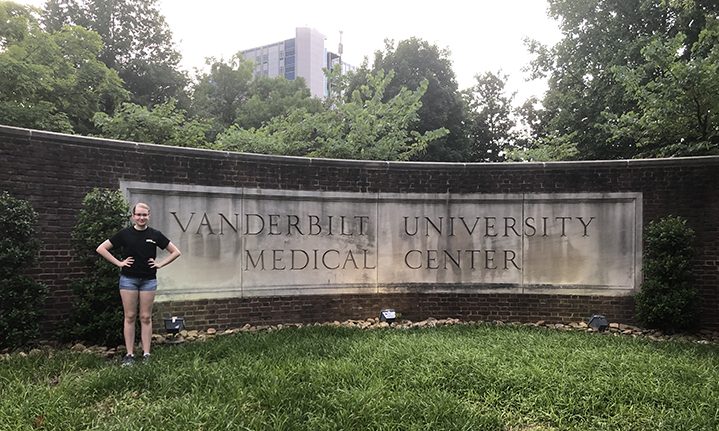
1 125 718 332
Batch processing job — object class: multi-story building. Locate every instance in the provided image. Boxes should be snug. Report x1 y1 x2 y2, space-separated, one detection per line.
240 27 352 99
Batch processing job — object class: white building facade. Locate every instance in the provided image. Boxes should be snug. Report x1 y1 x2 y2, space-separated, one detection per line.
240 27 351 99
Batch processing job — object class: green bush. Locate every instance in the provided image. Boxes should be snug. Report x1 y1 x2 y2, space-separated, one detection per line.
635 215 698 332
0 191 47 349
63 188 129 346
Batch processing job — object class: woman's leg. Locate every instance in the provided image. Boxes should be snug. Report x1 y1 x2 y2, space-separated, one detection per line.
138 290 156 355
119 289 139 355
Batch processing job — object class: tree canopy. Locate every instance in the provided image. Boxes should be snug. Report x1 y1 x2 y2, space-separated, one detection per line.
93 99 210 147
189 55 254 138
606 18 719 156
214 68 448 161
236 75 324 130
42 0 187 107
462 71 518 162
2 0 718 162
345 38 469 161
0 1 127 134
526 0 719 159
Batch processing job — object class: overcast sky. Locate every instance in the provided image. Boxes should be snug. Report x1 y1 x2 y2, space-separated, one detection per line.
19 0 563 103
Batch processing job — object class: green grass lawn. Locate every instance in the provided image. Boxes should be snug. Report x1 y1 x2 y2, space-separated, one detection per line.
1 323 717 430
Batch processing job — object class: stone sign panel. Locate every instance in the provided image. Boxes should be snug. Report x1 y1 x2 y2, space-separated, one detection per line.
121 181 642 301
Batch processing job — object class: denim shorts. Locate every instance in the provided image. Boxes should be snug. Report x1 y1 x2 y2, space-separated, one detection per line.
119 275 158 292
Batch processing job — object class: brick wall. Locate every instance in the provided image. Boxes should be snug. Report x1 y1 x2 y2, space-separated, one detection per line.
1 125 718 332
153 293 636 329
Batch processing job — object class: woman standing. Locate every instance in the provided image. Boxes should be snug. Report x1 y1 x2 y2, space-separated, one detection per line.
96 202 181 366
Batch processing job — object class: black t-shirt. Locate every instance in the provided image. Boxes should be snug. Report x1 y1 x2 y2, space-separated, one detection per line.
109 226 170 279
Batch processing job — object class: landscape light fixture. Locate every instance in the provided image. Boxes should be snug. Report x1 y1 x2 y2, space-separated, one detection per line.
163 316 185 335
588 314 609 332
379 308 396 324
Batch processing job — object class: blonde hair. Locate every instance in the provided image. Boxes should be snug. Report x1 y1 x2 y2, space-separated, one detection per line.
132 202 150 214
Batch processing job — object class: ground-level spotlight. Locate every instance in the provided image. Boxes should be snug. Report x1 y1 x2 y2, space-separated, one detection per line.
163 316 185 335
588 314 609 332
379 308 396 324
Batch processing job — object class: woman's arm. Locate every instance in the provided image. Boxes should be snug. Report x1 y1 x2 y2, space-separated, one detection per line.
96 239 134 268
149 241 181 269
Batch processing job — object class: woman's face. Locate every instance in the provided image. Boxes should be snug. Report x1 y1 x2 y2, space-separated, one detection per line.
132 204 150 228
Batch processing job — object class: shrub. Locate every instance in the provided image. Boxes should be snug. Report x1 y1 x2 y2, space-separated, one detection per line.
635 215 697 332
63 188 129 346
0 191 47 349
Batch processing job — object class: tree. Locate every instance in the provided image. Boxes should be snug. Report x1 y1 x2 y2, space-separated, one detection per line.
0 1 128 133
93 99 211 147
42 0 187 107
528 0 719 160
190 55 254 139
214 68 448 161
346 38 469 161
462 71 518 162
605 19 719 156
0 0 34 48
0 191 47 349
503 96 581 162
235 75 324 130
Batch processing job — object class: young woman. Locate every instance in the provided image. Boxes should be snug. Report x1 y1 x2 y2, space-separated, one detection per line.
96 202 181 366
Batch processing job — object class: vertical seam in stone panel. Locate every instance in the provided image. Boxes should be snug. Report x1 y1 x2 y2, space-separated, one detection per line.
240 186 245 298
631 195 636 292
634 193 642 292
521 192 526 293
374 190 380 294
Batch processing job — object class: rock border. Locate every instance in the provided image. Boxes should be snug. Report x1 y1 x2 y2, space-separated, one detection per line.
3 318 718 360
